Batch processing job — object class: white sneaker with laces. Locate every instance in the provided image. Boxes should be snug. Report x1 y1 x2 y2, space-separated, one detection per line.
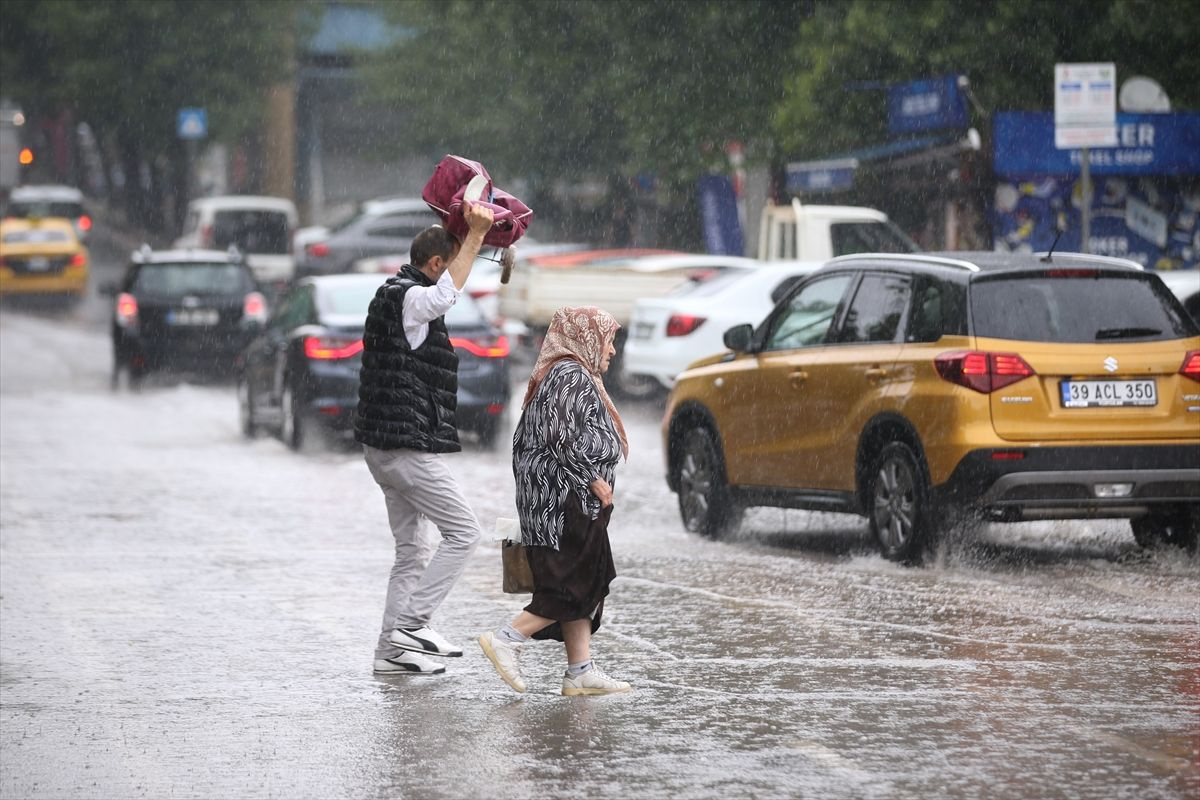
387 626 463 657
478 631 526 693
561 664 632 696
373 651 446 675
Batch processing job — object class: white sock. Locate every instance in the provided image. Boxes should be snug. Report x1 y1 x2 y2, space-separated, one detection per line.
567 659 593 676
497 624 528 644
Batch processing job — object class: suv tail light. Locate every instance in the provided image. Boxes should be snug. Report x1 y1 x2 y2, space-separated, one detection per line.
666 314 706 337
115 292 138 327
1181 350 1200 383
451 334 509 358
935 350 1035 393
243 291 267 324
305 242 330 258
304 336 363 360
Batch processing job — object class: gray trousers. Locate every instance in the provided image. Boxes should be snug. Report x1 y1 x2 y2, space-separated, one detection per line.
364 445 482 659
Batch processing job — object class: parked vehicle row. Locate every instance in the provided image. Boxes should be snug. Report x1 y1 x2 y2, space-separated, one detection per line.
662 251 1200 561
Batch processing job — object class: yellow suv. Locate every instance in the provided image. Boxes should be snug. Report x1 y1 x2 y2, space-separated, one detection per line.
663 252 1200 562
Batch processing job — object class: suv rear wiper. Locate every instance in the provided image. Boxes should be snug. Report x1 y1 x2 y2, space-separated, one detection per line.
1095 327 1161 340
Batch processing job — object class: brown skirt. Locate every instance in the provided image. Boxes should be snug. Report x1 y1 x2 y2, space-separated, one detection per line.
524 494 617 642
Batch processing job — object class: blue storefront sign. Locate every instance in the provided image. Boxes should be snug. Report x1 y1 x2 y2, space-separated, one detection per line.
697 175 744 256
786 158 858 194
992 111 1200 270
994 111 1200 177
887 75 968 134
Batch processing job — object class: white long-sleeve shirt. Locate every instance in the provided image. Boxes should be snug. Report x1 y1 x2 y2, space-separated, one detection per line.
401 269 461 349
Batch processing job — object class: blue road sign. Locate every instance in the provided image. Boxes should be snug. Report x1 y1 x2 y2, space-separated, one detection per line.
177 108 208 140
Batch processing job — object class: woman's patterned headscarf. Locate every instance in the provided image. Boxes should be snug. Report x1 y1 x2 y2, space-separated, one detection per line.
522 305 629 459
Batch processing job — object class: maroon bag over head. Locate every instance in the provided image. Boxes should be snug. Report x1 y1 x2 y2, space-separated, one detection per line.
421 155 533 248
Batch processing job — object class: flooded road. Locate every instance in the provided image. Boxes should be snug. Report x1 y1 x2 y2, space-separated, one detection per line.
1 241 1197 799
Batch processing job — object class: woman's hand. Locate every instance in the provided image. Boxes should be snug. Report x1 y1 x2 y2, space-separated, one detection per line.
589 477 613 508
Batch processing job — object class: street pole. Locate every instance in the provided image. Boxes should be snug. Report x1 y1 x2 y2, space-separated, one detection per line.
1080 147 1091 254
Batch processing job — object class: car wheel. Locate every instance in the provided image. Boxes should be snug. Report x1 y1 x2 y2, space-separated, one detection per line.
237 374 258 439
279 382 307 451
675 427 742 539
869 442 936 564
1131 506 1199 552
607 365 661 401
476 417 501 450
111 358 145 392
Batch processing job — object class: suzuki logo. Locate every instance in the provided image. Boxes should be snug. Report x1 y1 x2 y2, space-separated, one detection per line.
1103 357 1118 373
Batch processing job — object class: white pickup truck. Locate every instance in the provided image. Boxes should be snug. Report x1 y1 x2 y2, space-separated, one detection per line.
757 198 917 261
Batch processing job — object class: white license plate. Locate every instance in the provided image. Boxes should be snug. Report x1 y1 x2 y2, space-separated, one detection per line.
632 321 654 340
1060 379 1157 408
27 257 49 271
167 308 219 326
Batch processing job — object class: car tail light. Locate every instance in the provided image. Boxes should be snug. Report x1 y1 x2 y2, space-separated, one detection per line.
469 288 496 300
486 403 505 415
451 334 510 357
243 291 267 324
304 336 363 360
1181 350 1200 383
934 350 1035 393
305 242 330 258
69 252 86 267
666 314 706 337
115 292 138 327
78 215 92 232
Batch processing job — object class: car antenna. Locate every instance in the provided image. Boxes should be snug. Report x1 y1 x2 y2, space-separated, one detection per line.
1040 229 1063 263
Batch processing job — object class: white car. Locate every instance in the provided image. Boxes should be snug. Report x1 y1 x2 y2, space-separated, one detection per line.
623 260 823 390
175 195 299 287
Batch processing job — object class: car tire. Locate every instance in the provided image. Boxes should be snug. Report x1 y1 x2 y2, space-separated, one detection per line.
675 427 742 539
279 382 308 452
1131 506 1199 552
111 359 145 392
237 374 258 439
476 417 501 450
868 442 937 564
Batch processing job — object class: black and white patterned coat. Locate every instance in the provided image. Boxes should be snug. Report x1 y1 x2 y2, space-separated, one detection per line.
513 360 622 550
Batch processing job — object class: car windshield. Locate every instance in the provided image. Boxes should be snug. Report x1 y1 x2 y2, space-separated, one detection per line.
131 263 252 296
8 201 83 219
970 272 1197 343
3 228 72 244
212 210 289 254
830 221 918 256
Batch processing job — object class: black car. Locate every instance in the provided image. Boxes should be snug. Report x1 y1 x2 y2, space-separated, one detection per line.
238 273 510 450
294 199 439 277
106 246 267 387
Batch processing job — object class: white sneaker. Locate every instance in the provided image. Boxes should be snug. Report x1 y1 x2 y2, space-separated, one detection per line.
387 626 463 657
373 651 446 675
478 631 526 693
561 664 632 696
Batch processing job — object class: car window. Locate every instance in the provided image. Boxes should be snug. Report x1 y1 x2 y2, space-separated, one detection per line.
9 201 84 219
970 272 1197 343
130 263 253 296
830 221 918 256
764 274 854 350
271 286 313 329
321 282 380 318
212 210 290 254
445 293 486 326
366 217 432 239
906 277 967 342
835 273 911 344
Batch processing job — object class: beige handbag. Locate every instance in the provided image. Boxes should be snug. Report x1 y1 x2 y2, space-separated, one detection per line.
496 518 534 594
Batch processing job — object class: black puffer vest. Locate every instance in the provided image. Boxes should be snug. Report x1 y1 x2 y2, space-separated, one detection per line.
354 264 461 452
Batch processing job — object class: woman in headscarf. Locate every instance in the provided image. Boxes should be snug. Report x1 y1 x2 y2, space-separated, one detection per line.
478 306 632 696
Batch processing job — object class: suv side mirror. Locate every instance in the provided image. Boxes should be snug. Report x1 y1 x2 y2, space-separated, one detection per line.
723 323 754 353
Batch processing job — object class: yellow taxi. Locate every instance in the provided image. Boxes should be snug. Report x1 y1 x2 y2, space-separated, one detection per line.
0 216 89 299
663 251 1200 562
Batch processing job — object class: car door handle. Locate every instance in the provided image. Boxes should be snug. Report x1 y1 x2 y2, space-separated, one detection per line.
789 370 809 387
865 367 888 381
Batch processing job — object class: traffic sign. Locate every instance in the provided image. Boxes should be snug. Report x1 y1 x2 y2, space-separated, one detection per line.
1054 63 1116 149
177 108 208 140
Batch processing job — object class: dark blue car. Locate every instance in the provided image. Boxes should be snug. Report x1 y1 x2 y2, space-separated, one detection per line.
238 273 510 450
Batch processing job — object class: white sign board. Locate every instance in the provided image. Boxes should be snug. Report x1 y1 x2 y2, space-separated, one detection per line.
1054 63 1117 149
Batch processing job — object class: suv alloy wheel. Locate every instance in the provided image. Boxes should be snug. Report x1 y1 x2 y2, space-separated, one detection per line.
675 427 742 538
868 442 936 563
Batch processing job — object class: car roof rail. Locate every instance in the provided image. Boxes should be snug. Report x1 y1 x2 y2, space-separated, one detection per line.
826 252 980 272
1033 251 1144 271
133 243 153 263
227 244 243 262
